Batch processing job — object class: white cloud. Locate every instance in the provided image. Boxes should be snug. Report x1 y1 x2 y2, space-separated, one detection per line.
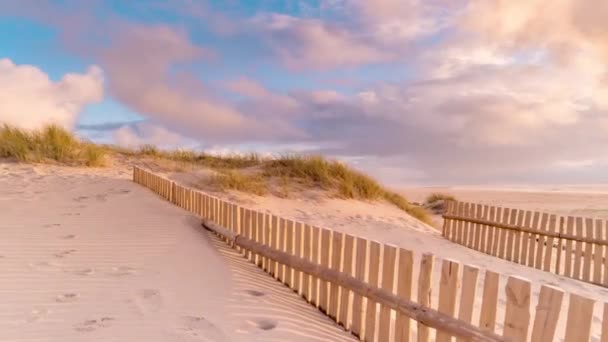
0 58 103 130
113 121 192 149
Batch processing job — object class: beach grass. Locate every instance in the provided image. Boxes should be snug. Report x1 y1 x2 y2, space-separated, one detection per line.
0 124 107 166
1 124 430 223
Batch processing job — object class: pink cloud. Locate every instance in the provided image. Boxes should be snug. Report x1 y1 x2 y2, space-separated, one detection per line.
251 13 393 70
0 58 103 130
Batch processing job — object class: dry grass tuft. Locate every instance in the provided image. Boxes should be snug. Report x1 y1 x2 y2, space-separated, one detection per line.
208 170 268 196
424 192 456 215
0 124 106 167
425 192 456 204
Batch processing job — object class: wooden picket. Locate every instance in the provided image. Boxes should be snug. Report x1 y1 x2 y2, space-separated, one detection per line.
134 167 608 342
443 200 608 289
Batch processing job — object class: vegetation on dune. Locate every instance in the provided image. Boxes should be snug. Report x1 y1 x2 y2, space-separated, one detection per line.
424 192 457 215
0 124 107 166
0 124 431 224
425 192 456 204
208 170 268 196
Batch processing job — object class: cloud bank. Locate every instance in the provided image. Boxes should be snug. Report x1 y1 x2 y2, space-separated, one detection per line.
3 0 608 184
0 58 103 130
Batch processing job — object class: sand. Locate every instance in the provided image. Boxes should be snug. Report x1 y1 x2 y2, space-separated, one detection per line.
170 171 608 341
4 159 608 342
0 161 355 342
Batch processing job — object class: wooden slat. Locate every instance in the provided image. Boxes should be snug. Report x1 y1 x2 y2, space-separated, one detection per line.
594 219 604 285
417 253 434 342
513 209 525 264
294 222 303 294
480 205 490 254
498 207 509 259
479 270 499 333
260 212 269 271
519 210 534 265
530 285 563 342
462 203 475 248
456 265 479 342
565 216 575 277
503 276 531 342
487 206 497 255
459 202 467 245
394 248 414 342
319 229 331 312
329 231 344 320
573 217 584 279
455 202 463 244
526 212 539 267
555 217 564 275
436 259 461 342
284 220 294 286
278 218 288 283
474 204 483 251
534 213 548 270
351 237 368 338
302 224 312 300
601 303 608 342
443 201 453 238
311 226 321 307
583 218 594 282
378 244 397 342
339 234 355 329
269 215 279 278
492 207 502 257
243 208 251 258
365 241 381 342
543 215 557 272
564 293 594 342
506 208 517 262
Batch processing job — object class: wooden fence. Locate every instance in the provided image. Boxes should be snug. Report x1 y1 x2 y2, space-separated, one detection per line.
134 167 608 341
443 201 608 287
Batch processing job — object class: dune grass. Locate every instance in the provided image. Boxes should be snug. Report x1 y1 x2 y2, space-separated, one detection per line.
0 124 430 223
0 124 107 166
208 170 268 196
425 192 456 205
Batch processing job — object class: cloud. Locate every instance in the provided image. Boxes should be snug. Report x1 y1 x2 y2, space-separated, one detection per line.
251 13 392 70
110 121 202 150
94 24 306 144
0 58 103 130
5 0 608 184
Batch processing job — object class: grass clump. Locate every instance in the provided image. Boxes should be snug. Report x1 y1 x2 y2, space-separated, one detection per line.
383 191 431 224
424 192 456 215
0 124 106 167
263 155 382 199
209 170 268 196
425 192 456 205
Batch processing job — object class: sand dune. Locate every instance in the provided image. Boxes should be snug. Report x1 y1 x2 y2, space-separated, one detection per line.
0 162 354 341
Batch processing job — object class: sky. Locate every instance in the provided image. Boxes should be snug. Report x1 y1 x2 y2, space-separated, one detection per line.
1 0 608 186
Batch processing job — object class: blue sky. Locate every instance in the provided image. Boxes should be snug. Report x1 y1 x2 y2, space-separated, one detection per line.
1 0 608 185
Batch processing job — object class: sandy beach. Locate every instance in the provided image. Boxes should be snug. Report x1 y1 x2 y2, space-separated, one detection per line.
0 162 355 342
3 160 608 341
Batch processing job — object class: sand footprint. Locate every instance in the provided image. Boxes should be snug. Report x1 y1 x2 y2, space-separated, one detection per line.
55 293 78 303
54 249 77 258
70 268 94 276
176 316 226 341
135 289 163 314
26 308 51 323
244 289 266 298
74 317 114 332
107 266 137 277
60 234 76 240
